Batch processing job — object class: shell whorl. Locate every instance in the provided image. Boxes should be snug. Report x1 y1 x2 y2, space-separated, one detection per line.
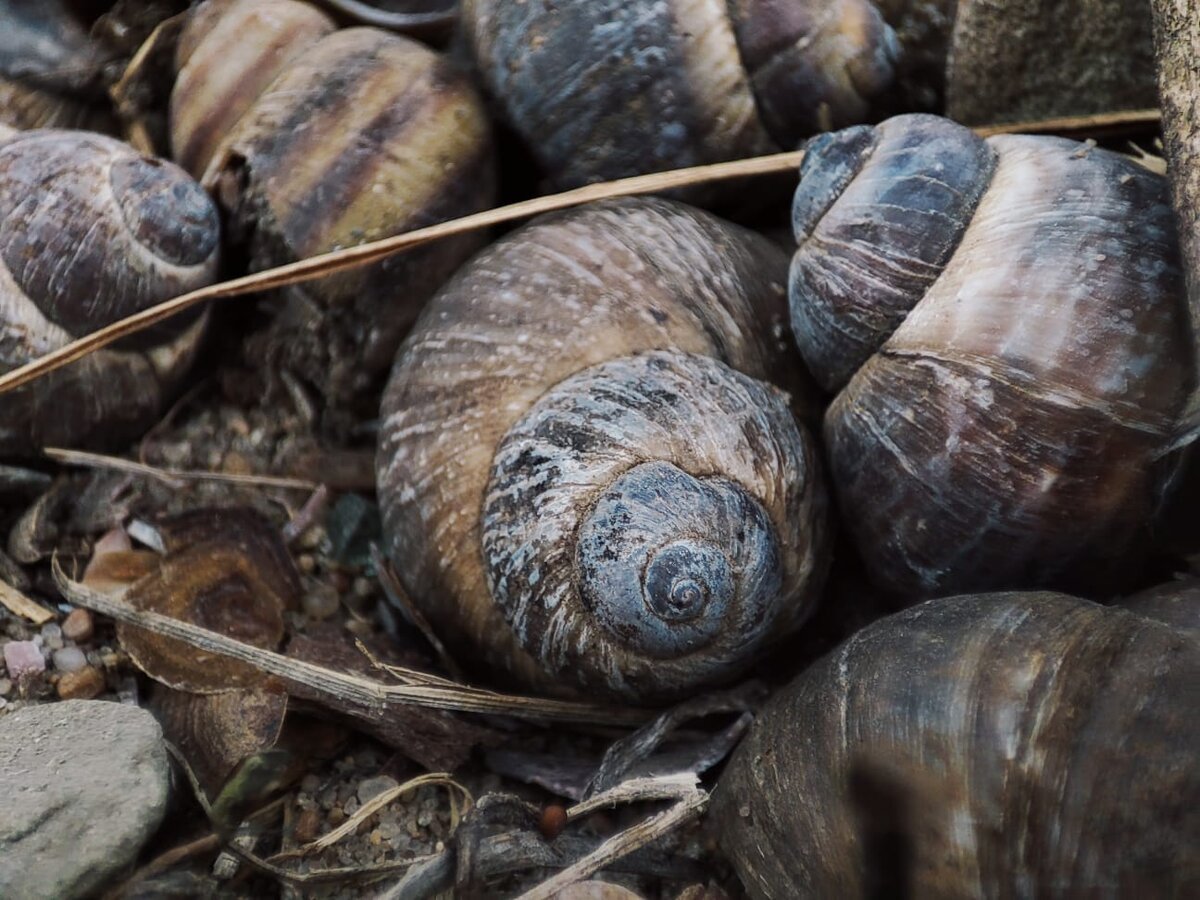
482 351 822 698
463 0 898 188
0 130 218 452
789 114 1191 596
378 197 826 698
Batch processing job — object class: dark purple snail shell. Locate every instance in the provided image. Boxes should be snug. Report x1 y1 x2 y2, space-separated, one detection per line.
789 113 1192 598
462 0 901 190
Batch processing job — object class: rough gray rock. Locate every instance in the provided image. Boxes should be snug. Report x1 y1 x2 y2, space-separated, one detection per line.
0 700 171 899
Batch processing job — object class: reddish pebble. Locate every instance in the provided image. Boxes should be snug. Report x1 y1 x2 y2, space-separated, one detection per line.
56 665 106 700
61 609 94 644
539 803 569 840
293 806 321 844
3 641 45 680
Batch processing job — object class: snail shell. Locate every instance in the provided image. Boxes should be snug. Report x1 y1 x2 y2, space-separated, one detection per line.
170 0 495 422
713 590 1200 897
789 113 1192 597
0 129 219 454
0 0 115 134
462 0 901 189
377 197 829 700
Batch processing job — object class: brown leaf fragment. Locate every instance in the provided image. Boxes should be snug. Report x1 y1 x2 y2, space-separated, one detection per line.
113 507 302 692
149 682 289 799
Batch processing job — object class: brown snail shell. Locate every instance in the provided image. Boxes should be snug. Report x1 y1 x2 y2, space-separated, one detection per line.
462 0 903 190
377 197 829 701
789 113 1192 598
0 129 219 454
170 0 496 424
713 590 1200 898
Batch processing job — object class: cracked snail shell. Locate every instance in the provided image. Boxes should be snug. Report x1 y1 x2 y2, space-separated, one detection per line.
377 197 829 701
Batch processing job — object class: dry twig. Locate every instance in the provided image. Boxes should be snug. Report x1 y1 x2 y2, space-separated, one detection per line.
53 561 647 726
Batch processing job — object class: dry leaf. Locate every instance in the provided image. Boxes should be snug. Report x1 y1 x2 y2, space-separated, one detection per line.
114 507 302 692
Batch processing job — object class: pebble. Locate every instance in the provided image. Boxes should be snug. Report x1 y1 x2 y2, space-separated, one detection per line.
40 623 63 651
3 641 44 680
293 807 321 844
0 678 11 696
302 583 340 620
0 700 170 899
52 647 88 674
357 774 399 804
61 609 94 643
56 666 106 700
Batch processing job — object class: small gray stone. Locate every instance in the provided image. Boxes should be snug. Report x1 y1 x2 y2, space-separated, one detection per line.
51 647 88 674
357 774 399 804
0 700 171 899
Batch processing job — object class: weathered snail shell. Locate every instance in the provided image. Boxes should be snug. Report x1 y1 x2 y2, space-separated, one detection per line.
462 0 903 189
789 113 1192 597
377 197 829 701
170 0 495 423
713 590 1200 898
0 129 219 454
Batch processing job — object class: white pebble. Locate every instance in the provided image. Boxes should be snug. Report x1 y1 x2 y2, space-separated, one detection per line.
53 647 88 674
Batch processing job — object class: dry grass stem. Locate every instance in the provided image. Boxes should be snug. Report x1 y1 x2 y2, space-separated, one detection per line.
293 773 471 856
53 562 648 726
44 447 320 491
519 775 708 900
0 108 1156 400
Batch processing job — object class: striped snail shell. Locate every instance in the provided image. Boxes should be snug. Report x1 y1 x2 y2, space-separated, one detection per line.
377 197 829 701
461 0 905 191
789 113 1192 597
0 129 219 454
170 0 496 424
713 590 1200 898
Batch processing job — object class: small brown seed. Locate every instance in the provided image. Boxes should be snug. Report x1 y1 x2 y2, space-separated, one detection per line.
539 803 568 840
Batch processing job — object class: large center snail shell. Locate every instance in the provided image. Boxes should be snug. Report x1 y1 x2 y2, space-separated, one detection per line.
377 197 828 700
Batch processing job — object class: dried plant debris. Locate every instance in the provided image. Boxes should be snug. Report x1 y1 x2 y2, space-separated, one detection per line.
99 507 301 692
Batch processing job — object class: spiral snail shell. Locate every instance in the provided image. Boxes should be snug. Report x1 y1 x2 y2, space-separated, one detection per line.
169 0 496 423
713 590 1200 897
789 113 1192 598
0 128 219 454
462 0 905 190
377 197 829 700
